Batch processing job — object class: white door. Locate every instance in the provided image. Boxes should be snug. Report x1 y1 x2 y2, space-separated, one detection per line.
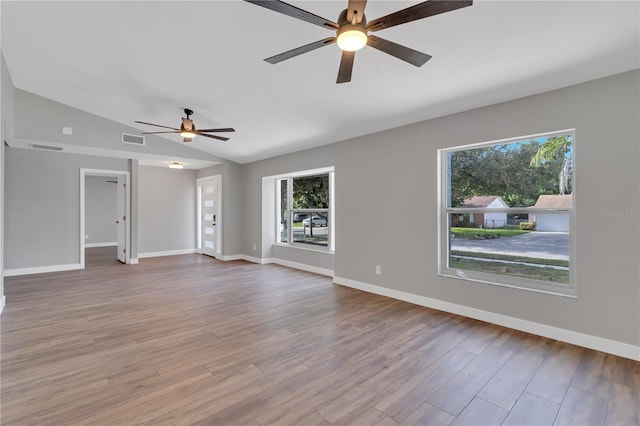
116 175 126 263
201 178 219 257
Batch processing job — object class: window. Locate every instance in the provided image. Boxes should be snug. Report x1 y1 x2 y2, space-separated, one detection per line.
439 130 575 296
277 168 334 251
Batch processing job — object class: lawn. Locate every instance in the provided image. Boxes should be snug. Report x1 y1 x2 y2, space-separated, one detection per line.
451 250 569 267
451 227 531 239
450 257 569 284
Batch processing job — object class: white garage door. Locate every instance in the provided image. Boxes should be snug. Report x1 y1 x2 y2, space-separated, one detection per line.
537 213 569 232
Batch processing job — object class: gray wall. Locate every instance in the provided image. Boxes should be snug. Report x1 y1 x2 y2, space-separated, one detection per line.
85 176 117 244
4 149 129 269
330 70 639 346
223 161 244 256
1 50 16 300
130 159 140 261
138 166 197 254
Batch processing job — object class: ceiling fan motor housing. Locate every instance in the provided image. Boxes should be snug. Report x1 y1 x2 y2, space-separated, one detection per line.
181 118 195 132
336 9 368 52
338 8 366 27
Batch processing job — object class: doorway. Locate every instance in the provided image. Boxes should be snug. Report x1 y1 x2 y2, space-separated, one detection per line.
80 169 131 268
197 175 222 258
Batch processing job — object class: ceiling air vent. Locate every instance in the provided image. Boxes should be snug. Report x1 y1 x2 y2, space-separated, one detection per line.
122 133 145 146
31 143 63 151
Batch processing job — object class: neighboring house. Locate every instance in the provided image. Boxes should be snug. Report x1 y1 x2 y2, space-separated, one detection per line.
530 194 573 232
452 195 508 228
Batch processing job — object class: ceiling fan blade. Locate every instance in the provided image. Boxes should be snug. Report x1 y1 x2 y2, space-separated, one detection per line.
265 37 336 64
367 35 431 67
140 131 181 135
336 50 355 84
347 0 367 24
134 121 179 131
244 0 338 30
367 0 473 32
196 128 236 133
197 133 230 142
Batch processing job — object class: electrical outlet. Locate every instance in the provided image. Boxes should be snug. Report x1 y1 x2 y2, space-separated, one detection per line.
376 265 381 275
253 244 257 251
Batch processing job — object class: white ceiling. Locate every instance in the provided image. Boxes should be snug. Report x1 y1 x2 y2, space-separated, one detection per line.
2 1 639 165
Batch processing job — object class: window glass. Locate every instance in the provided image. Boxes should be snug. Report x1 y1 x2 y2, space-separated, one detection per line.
292 175 329 209
277 171 333 250
441 132 574 293
279 179 288 243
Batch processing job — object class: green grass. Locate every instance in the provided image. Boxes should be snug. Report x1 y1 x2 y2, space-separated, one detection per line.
451 250 569 267
451 227 531 239
451 258 569 284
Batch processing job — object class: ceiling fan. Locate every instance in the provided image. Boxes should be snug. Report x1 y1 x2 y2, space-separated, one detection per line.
135 109 235 142
245 0 473 83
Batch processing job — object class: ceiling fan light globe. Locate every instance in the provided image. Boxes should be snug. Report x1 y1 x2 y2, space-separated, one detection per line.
180 131 196 138
337 27 367 52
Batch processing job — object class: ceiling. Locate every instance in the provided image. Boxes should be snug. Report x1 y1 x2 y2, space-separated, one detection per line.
2 1 638 165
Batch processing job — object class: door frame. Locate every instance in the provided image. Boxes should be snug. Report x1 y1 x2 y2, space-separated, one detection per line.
196 175 222 258
80 168 131 268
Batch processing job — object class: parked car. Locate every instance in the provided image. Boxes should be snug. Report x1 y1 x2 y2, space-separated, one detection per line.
293 213 309 222
302 215 327 227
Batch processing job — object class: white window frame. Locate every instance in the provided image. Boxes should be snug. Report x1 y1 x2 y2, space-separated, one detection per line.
437 130 577 297
275 167 335 252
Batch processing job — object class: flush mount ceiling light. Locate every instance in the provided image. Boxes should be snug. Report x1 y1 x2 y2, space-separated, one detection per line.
169 162 184 169
245 0 472 83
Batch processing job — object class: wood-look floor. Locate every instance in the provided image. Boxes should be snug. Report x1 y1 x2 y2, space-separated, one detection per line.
2 247 639 425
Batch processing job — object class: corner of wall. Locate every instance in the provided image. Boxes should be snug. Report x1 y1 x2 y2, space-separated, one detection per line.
1 49 17 306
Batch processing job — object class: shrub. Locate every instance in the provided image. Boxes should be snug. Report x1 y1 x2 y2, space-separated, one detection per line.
519 222 536 231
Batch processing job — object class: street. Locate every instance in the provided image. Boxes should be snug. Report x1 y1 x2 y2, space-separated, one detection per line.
451 232 569 261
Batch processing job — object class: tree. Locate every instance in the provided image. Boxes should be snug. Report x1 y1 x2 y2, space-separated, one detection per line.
530 135 572 195
449 139 568 208
292 174 329 208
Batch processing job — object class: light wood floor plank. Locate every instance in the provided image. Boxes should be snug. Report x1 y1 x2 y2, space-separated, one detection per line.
477 335 554 410
451 397 508 426
427 345 514 416
525 341 584 404
502 392 560 426
554 386 608 426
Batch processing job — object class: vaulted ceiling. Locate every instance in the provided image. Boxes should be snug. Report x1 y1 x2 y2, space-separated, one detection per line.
2 1 638 164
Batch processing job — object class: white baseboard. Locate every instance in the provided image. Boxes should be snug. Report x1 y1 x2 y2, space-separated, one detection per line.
264 258 334 277
4 263 83 277
217 254 254 262
138 249 199 259
333 276 640 361
217 254 334 277
85 242 117 248
0 295 5 315
240 255 263 263
129 258 139 265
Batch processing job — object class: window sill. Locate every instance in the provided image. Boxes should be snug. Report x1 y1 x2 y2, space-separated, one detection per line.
274 242 335 254
438 270 577 298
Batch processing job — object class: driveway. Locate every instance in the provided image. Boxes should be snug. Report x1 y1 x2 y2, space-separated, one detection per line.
451 232 569 261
